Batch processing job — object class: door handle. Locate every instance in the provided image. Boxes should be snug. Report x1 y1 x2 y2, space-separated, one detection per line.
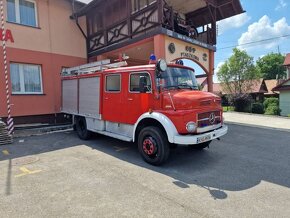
104 97 109 100
128 98 133 101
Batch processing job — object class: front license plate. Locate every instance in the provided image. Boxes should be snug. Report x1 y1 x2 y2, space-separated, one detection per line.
197 134 211 143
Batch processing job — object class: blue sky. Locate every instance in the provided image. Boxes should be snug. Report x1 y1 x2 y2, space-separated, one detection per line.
79 0 290 81
215 0 290 75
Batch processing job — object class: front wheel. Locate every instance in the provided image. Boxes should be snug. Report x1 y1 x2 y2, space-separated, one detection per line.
75 116 92 140
138 126 170 166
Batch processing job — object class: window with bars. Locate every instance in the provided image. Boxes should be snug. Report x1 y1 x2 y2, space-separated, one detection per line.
10 63 43 94
7 0 38 27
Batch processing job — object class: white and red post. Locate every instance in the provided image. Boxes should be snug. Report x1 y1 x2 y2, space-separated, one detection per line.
0 0 14 135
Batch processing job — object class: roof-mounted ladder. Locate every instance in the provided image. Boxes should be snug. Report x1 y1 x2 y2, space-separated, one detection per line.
61 59 128 76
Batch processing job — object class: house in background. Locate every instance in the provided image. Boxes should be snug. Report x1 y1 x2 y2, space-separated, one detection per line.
264 80 280 98
272 54 290 116
200 79 268 102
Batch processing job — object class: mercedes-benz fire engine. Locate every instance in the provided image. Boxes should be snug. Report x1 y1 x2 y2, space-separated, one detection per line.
61 58 228 165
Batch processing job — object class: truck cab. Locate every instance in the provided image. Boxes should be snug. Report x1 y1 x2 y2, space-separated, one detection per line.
61 59 227 165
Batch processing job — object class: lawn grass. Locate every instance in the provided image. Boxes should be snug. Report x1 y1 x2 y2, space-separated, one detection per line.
223 106 234 112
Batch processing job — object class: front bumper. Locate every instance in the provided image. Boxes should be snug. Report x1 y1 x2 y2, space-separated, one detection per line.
173 125 228 145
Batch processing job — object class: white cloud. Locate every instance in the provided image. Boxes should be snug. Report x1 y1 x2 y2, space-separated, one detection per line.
238 15 290 51
275 0 287 11
217 13 251 35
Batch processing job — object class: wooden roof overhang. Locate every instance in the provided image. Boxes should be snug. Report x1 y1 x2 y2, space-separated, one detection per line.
273 79 290 91
185 0 244 27
73 0 244 27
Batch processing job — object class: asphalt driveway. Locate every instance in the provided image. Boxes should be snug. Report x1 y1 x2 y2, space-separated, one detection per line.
0 124 290 218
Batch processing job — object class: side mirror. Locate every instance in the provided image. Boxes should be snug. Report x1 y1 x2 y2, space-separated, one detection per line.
139 76 148 93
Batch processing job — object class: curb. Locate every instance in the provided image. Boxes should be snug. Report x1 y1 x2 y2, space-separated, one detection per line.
225 121 290 133
14 125 73 138
225 111 290 120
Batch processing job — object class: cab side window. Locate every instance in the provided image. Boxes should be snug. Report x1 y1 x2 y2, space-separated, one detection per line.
130 72 151 92
106 75 121 92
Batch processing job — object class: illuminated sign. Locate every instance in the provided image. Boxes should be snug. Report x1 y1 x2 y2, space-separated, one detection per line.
0 29 14 43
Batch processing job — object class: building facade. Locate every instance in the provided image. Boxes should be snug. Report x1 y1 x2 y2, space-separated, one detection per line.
272 54 290 116
1 0 244 124
0 0 87 124
73 0 244 92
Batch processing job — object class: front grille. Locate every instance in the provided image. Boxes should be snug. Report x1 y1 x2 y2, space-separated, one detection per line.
197 111 221 128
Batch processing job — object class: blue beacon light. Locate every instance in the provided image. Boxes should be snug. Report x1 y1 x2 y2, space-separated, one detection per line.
149 54 157 64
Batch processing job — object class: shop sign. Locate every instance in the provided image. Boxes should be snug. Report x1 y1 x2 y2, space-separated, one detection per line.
0 29 14 43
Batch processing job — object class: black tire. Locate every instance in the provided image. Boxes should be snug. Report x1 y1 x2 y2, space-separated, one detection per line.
190 140 212 150
138 126 170 166
75 116 92 140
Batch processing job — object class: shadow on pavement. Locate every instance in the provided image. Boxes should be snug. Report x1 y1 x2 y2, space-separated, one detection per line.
1 124 290 199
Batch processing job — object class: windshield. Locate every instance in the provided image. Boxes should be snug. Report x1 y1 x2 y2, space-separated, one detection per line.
159 67 199 90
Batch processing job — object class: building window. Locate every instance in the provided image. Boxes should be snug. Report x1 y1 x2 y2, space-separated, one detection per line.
131 0 156 13
7 0 38 27
10 63 43 94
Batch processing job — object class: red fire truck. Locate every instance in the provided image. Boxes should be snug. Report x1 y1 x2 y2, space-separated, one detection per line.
61 58 228 165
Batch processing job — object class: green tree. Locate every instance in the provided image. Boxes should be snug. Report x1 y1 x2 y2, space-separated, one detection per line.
256 53 286 79
217 48 260 94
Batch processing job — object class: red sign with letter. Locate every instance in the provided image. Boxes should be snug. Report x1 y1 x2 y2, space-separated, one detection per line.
0 29 14 43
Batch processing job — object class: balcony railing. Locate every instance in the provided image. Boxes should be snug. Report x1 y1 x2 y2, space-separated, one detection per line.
86 0 216 56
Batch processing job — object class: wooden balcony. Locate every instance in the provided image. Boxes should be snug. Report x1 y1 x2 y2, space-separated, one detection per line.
73 0 244 58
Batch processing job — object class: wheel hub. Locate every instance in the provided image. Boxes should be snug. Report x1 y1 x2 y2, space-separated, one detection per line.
143 137 157 155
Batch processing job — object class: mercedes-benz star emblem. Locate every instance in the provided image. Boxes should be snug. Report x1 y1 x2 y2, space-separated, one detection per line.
209 113 216 125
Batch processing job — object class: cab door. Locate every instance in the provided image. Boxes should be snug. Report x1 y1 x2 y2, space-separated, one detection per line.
125 71 152 124
102 74 123 122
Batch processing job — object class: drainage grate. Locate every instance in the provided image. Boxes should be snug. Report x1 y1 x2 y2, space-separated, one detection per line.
0 121 13 145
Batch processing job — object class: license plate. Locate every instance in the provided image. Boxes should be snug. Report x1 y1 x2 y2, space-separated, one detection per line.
197 134 211 143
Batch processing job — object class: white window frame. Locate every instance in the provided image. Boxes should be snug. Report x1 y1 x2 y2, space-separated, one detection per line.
7 0 38 27
10 63 43 95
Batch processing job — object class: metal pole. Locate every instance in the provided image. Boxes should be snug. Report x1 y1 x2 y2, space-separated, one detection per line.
0 0 14 135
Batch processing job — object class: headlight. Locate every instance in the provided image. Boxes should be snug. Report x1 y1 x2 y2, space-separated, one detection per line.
186 121 197 133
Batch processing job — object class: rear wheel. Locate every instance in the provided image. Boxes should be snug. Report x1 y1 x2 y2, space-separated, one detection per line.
190 140 212 150
138 126 170 166
75 116 92 140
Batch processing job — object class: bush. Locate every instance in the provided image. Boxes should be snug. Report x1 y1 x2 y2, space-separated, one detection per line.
264 105 281 115
263 97 279 109
230 94 252 112
252 103 264 114
263 97 280 115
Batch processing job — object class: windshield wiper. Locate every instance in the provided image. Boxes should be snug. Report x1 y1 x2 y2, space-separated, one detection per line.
163 85 180 90
177 84 193 90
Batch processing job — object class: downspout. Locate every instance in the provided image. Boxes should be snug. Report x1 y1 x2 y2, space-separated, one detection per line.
71 0 88 62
